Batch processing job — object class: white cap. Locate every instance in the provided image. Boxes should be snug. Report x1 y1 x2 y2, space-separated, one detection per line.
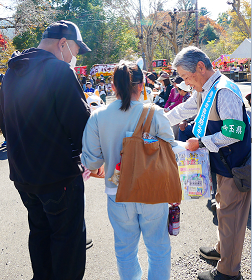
177 81 191 92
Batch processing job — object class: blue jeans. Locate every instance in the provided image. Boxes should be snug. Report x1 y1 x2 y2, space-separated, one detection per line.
17 175 86 280
107 195 171 280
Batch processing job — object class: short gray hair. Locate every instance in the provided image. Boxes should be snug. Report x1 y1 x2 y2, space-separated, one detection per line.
172 46 212 73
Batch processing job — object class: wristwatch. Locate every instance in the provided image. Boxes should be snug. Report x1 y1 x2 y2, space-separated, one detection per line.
198 138 205 148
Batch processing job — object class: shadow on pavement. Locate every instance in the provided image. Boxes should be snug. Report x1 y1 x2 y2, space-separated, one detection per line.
199 255 218 267
0 146 7 160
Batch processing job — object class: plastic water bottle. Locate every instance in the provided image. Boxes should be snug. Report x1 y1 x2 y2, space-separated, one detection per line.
168 204 180 236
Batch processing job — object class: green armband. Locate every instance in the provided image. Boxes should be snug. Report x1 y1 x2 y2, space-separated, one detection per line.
221 119 246 141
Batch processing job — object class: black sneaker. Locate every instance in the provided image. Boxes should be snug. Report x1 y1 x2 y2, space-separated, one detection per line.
200 247 221 261
198 268 243 280
86 238 93 250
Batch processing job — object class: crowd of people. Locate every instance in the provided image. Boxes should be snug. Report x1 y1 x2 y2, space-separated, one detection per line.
79 74 113 106
0 20 250 280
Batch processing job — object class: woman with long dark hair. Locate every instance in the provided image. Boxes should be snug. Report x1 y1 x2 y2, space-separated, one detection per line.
81 61 177 280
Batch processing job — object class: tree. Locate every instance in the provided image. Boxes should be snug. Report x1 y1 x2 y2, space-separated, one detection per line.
203 1 250 62
7 0 139 70
3 0 59 52
0 33 7 51
103 0 172 70
13 25 46 51
54 0 139 69
0 35 16 73
198 16 225 35
199 7 210 17
203 36 238 62
217 12 232 29
128 0 171 70
154 36 174 64
199 23 219 45
1 0 58 34
157 0 198 55
227 0 251 37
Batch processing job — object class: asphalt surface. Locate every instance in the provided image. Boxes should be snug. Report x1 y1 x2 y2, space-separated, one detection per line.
0 82 251 280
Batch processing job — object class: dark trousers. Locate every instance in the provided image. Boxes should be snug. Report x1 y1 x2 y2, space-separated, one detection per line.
178 123 194 142
17 175 86 280
100 94 106 104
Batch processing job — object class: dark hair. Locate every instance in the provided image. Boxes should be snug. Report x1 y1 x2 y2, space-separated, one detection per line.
113 61 143 111
163 78 171 87
174 76 183 84
152 72 158 80
147 73 156 82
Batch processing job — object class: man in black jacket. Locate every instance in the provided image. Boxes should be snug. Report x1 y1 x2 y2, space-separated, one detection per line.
0 21 91 280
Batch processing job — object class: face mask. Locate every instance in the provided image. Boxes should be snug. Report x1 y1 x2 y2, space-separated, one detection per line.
66 42 77 69
62 41 77 69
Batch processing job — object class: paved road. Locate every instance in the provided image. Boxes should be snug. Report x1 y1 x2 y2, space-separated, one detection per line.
0 82 251 280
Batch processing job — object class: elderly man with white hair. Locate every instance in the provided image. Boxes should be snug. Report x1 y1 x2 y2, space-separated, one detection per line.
166 46 250 280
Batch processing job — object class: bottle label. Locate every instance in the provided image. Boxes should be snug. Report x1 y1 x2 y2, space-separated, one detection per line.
172 221 180 235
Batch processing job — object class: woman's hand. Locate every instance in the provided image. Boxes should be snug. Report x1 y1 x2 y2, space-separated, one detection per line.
90 165 105 178
164 108 170 113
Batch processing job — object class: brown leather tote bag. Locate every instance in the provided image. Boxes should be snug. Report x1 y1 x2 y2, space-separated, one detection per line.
116 104 182 204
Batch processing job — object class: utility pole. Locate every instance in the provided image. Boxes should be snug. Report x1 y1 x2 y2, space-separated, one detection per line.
191 0 199 47
195 0 199 47
139 0 147 70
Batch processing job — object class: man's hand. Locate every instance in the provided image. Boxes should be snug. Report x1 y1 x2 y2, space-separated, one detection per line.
185 137 199 151
164 108 170 113
179 121 188 131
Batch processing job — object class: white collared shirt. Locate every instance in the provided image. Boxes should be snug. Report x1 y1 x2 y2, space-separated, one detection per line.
166 70 243 152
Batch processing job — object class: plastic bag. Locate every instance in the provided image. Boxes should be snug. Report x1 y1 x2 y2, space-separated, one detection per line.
173 141 212 200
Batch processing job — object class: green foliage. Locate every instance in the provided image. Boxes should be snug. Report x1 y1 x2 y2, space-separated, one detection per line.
5 0 252 70
204 0 251 63
10 0 140 70
199 7 209 17
217 12 231 27
154 37 174 64
203 36 238 62
13 26 46 51
199 23 219 45
88 17 138 67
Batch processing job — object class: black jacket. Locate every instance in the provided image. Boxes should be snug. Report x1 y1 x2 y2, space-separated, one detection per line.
155 84 172 108
0 48 90 194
